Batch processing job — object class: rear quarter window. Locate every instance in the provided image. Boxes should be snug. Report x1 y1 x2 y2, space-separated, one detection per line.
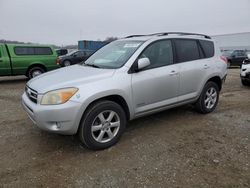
14 47 53 55
199 40 214 58
174 39 200 63
34 47 53 55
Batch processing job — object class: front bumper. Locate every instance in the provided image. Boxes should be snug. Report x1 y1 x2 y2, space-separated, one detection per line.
22 92 82 135
241 65 250 81
241 73 250 81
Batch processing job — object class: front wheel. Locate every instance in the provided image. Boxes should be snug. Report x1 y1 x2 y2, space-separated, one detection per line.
63 60 71 67
195 82 219 114
78 100 126 150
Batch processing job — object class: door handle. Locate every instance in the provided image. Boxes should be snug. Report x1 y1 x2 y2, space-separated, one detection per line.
204 64 210 69
169 70 178 76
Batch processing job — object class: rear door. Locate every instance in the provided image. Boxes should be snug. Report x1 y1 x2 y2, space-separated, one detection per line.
174 39 212 101
0 45 11 76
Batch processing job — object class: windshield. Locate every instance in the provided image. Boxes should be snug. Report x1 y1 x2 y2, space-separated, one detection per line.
83 40 143 69
67 50 78 56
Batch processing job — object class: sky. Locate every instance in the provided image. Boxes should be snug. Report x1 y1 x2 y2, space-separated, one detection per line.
0 0 250 46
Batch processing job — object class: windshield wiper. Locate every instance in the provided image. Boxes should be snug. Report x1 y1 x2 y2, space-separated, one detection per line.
83 62 100 68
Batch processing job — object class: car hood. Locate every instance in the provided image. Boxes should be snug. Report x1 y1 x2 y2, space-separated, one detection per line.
27 65 115 94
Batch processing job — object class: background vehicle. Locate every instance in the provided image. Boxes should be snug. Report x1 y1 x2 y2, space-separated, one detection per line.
0 44 59 78
241 54 250 86
227 50 247 67
78 40 108 51
22 32 227 150
56 48 68 56
58 50 94 67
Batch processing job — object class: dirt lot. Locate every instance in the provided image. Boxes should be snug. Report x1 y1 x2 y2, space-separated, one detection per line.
0 69 249 188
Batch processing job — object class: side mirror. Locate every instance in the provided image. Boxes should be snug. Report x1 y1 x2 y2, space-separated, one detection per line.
247 54 250 59
137 58 150 70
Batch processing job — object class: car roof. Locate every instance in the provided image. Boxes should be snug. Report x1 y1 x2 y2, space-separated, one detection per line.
3 43 54 48
119 32 213 42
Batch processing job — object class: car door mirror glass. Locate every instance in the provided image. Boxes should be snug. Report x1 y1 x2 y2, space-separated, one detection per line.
137 58 150 70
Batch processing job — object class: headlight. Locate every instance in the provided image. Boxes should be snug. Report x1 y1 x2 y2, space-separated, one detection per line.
41 88 78 105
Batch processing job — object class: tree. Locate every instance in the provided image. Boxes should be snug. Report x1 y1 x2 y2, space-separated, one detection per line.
105 37 118 42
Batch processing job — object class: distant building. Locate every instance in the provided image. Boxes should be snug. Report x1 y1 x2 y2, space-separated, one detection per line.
212 32 250 52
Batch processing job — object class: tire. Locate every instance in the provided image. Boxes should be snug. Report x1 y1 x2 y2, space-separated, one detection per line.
241 79 249 86
63 60 71 67
195 82 219 114
78 100 127 150
27 66 45 79
227 60 231 68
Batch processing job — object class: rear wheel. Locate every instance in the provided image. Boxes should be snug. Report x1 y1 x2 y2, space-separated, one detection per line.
27 66 45 79
195 82 219 114
78 100 126 150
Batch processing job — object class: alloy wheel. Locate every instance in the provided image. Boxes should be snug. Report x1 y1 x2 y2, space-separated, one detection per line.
91 110 120 143
204 87 217 109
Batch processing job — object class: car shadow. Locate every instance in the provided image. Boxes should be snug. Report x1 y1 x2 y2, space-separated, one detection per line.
0 77 28 84
24 104 196 154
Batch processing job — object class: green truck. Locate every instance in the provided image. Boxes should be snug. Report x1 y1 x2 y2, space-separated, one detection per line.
0 44 60 79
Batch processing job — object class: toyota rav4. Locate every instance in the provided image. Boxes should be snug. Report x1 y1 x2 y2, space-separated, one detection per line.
22 32 228 150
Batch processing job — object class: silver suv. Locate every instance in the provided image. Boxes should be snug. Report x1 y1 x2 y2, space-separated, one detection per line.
22 32 227 150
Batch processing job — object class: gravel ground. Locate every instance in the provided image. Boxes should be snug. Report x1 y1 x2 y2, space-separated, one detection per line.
0 69 249 188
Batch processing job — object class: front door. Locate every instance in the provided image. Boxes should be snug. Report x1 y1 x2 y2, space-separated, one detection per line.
131 40 179 115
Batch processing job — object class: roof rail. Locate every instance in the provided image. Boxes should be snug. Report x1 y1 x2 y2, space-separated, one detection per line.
155 32 211 39
125 32 211 39
125 35 148 38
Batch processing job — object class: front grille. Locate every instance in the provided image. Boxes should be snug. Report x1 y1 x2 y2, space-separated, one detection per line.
25 86 38 104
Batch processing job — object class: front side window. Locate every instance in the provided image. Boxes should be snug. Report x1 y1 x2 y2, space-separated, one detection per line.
175 39 200 63
74 51 82 57
138 40 173 69
83 40 143 69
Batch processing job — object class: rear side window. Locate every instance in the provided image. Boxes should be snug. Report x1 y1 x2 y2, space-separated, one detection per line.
34 47 52 55
174 39 200 63
199 40 214 58
14 47 52 55
15 47 34 55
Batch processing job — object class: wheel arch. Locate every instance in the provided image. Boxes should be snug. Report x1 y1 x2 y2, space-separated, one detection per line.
76 94 131 134
206 76 222 91
82 95 130 121
26 63 47 76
